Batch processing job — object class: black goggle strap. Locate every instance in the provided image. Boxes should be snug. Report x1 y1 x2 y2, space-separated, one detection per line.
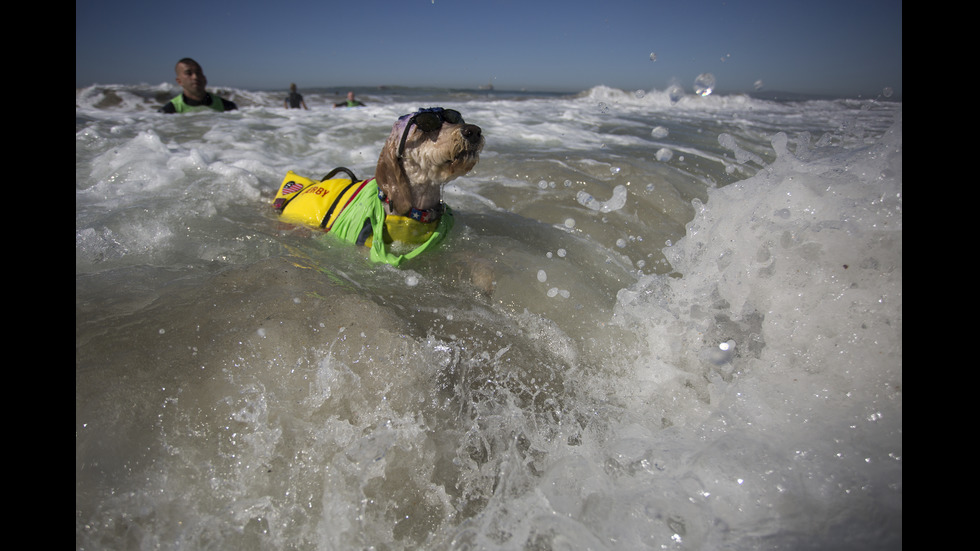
397 108 464 158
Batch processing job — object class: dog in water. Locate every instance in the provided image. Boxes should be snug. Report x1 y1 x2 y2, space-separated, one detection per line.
273 107 485 270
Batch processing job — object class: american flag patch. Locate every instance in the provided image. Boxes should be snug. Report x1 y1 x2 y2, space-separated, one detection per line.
282 181 304 194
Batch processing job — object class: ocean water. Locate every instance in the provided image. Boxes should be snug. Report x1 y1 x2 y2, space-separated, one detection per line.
76 84 902 550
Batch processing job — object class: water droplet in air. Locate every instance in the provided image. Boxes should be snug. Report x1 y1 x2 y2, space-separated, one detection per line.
694 73 716 97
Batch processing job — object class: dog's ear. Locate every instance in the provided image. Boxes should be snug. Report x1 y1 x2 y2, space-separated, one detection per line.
375 129 414 215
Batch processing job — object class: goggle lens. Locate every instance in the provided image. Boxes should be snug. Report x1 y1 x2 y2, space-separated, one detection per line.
413 109 463 131
397 109 465 158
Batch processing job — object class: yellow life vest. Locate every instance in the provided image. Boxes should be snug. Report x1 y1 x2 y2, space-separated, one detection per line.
274 171 370 231
272 170 453 266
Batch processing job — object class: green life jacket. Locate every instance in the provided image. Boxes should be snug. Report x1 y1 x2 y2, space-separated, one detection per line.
169 93 226 113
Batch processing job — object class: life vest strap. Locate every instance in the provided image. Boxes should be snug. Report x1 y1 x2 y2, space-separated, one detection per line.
321 179 369 230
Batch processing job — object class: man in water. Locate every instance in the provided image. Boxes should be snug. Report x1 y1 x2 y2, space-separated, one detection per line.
284 83 308 109
334 91 365 108
160 58 238 114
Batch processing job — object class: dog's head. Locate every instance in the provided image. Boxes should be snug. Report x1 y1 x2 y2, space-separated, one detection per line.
375 108 483 215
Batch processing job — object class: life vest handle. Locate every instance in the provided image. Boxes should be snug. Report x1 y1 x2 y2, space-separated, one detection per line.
321 166 360 182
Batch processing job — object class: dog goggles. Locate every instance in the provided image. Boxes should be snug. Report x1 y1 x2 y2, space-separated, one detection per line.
397 108 464 158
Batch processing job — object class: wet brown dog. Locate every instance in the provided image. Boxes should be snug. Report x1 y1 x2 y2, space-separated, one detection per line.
273 107 490 289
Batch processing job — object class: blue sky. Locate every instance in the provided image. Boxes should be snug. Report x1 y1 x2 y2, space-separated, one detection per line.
76 0 902 97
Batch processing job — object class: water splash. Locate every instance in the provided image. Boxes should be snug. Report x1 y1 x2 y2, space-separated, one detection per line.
576 185 628 213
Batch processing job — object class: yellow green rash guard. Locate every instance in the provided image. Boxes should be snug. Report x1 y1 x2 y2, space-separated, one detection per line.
273 171 454 267
164 93 235 113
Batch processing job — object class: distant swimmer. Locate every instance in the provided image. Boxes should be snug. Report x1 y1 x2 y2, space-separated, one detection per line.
284 83 308 110
334 91 366 108
160 58 238 114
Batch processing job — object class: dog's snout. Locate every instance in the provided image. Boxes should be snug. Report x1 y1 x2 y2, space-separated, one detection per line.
462 124 482 144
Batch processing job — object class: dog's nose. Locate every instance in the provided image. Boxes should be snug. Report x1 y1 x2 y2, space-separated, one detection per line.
462 124 482 144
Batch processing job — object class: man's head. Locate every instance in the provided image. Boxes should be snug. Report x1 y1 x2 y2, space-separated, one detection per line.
175 58 207 101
